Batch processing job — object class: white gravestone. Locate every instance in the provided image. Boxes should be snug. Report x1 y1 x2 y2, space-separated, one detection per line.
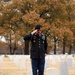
46 68 59 75
67 58 73 69
60 60 69 75
45 58 50 69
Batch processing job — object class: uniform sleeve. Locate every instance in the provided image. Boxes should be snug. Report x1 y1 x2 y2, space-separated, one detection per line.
44 36 48 54
23 33 32 41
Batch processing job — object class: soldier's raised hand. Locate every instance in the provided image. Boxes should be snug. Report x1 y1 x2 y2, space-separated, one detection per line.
31 30 37 35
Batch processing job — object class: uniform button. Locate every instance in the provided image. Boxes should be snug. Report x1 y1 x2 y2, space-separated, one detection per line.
39 39 40 40
43 41 44 43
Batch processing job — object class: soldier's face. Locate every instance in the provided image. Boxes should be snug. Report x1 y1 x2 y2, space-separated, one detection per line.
36 29 41 34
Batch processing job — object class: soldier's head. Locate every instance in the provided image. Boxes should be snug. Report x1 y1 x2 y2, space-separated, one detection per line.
35 24 42 34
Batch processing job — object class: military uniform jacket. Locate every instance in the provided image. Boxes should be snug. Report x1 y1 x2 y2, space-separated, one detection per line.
24 33 47 59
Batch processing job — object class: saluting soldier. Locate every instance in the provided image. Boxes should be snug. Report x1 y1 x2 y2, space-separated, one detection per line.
24 24 48 75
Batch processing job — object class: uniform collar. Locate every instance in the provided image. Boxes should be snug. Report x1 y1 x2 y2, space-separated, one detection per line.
34 33 42 37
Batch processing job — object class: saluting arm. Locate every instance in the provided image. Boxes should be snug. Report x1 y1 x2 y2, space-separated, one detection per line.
23 30 37 41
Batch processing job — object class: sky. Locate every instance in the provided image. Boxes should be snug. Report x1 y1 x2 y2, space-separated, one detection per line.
0 36 6 42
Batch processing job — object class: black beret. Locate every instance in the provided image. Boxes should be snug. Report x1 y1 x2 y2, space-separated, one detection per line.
35 24 42 29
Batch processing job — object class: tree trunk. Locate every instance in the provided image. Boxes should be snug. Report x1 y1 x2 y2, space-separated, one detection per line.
13 42 16 54
74 40 75 53
24 40 29 54
54 39 56 54
9 44 12 54
68 44 72 54
13 34 17 54
63 38 66 54
9 33 12 54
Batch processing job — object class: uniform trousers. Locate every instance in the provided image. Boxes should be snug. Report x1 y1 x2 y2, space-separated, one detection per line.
31 58 45 75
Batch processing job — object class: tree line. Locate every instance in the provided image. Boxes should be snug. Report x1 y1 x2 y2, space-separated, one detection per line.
0 0 75 54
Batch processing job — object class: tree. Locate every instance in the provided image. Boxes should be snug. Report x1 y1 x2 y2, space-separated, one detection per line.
0 0 75 54
62 0 75 54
